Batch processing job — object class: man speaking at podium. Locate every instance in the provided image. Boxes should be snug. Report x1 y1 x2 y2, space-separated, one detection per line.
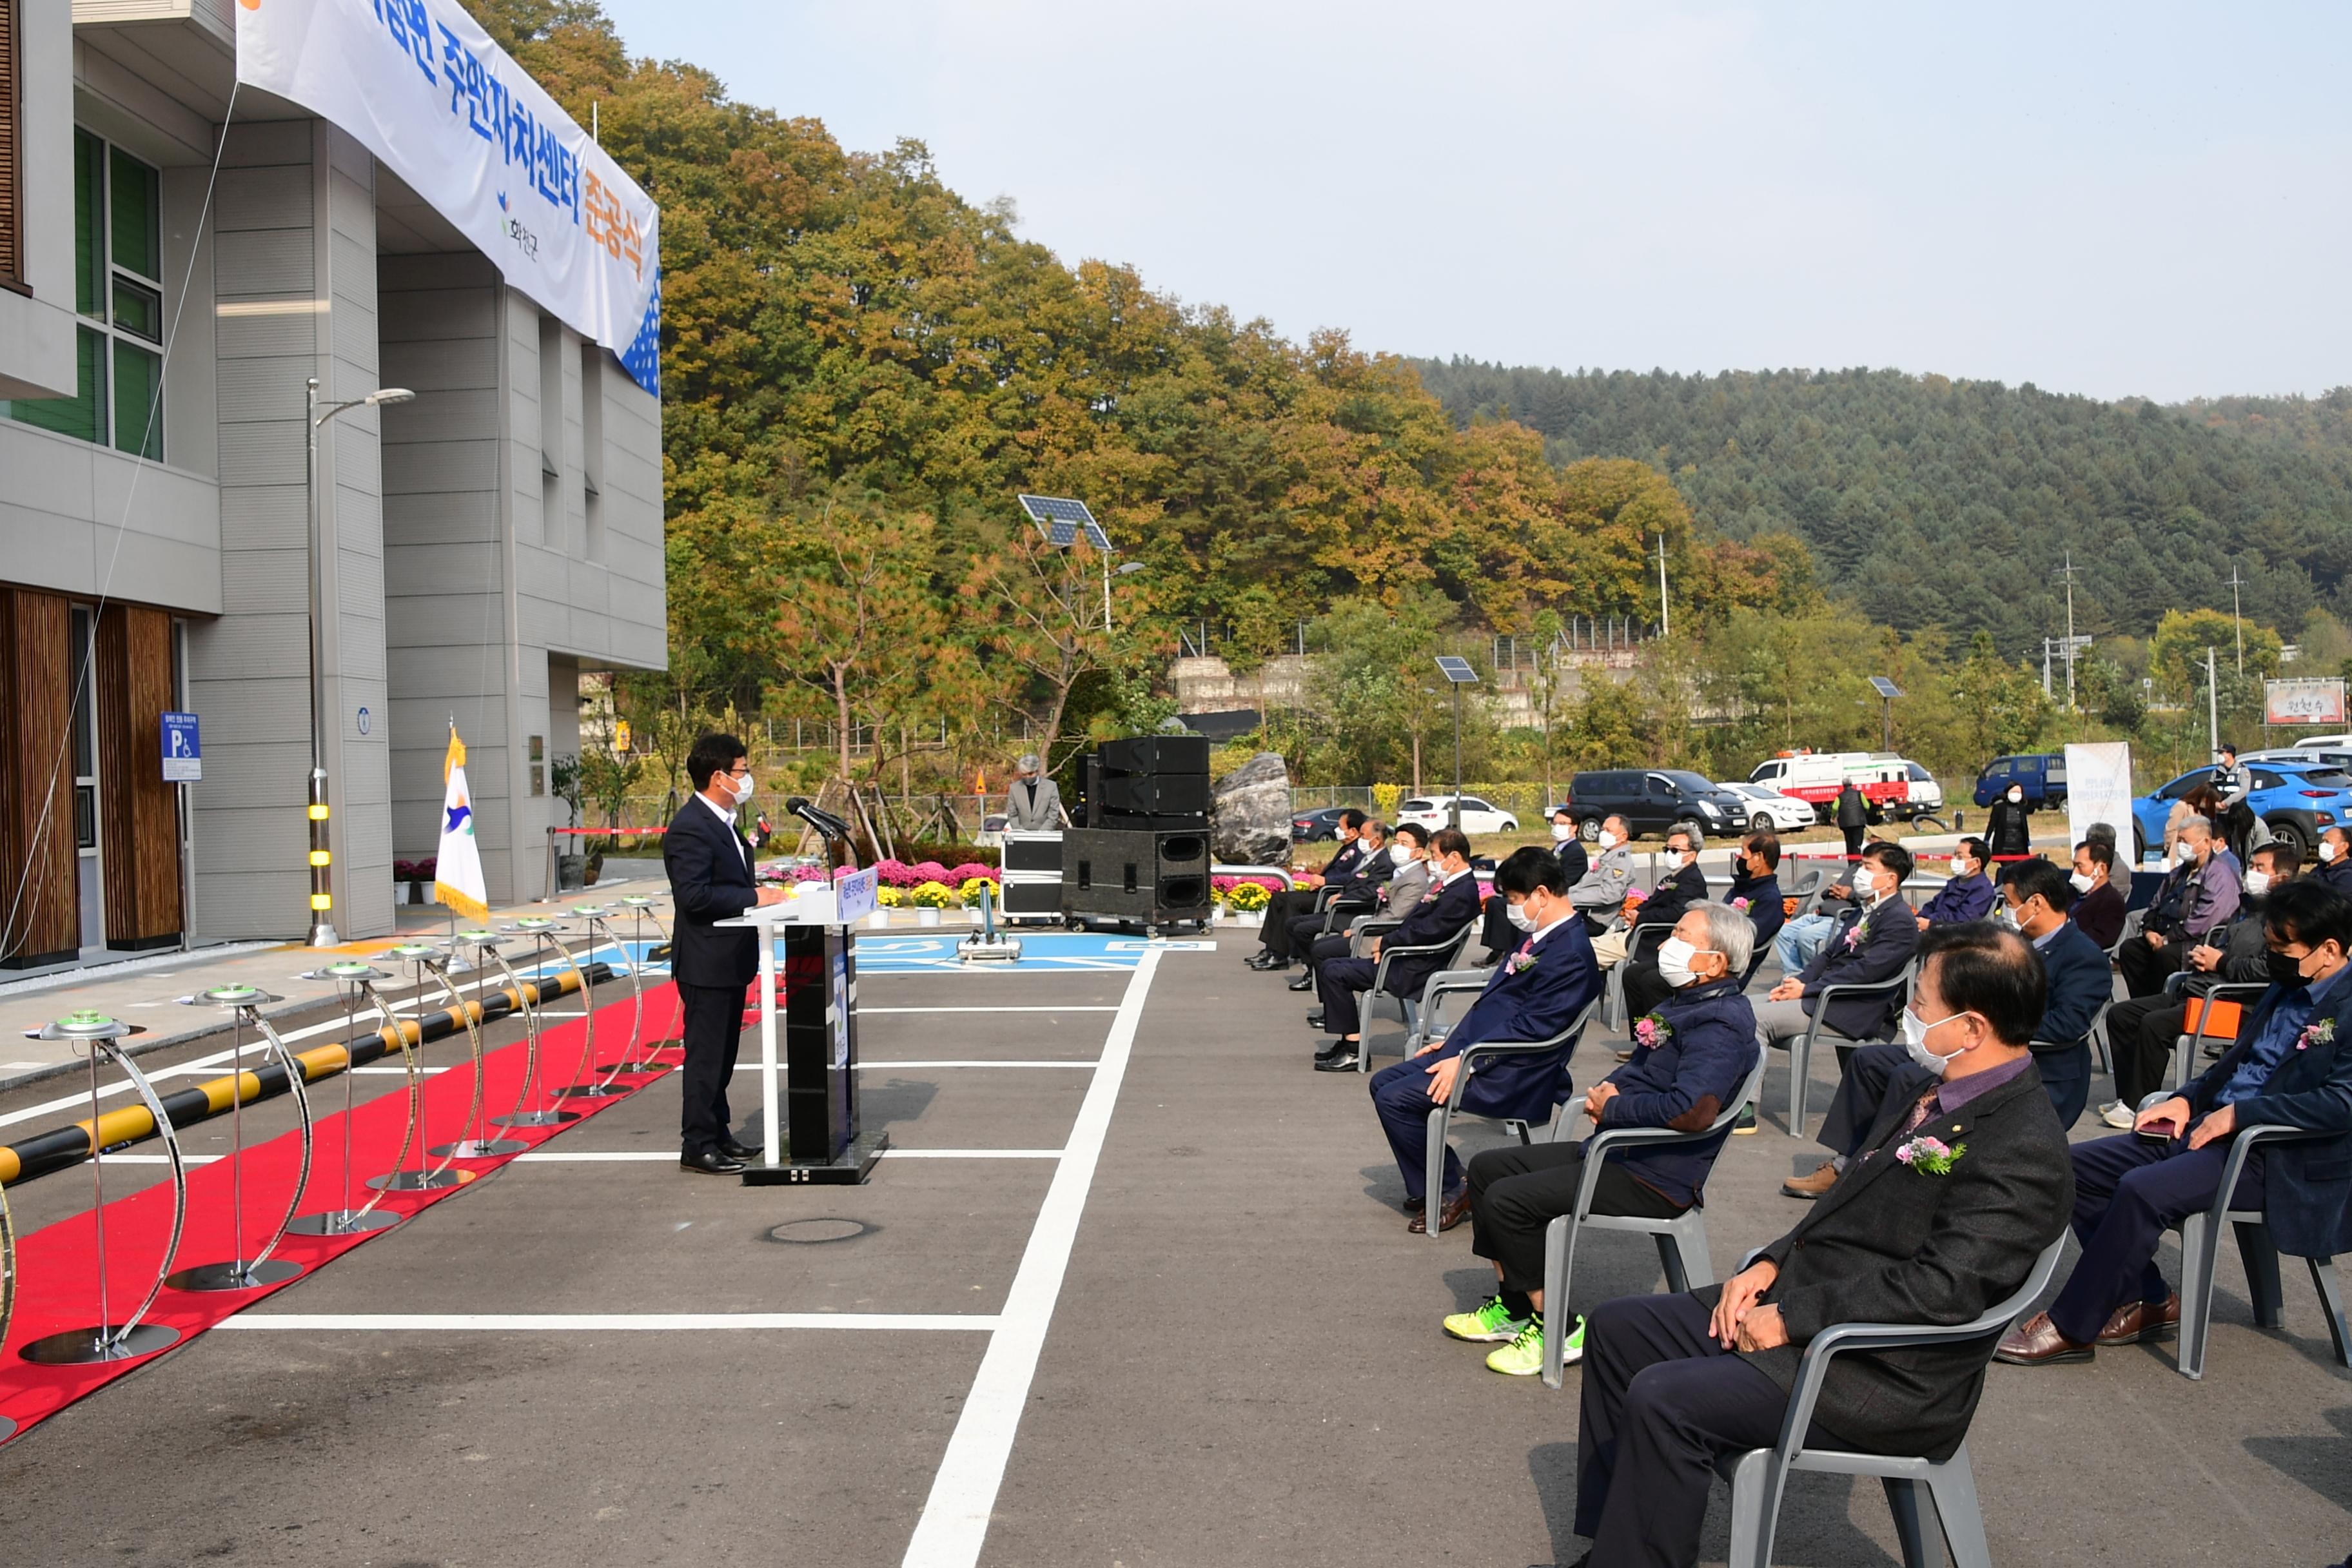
665 733 786 1175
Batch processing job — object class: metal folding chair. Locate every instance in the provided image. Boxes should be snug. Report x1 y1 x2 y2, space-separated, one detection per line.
1718 1235 2068 1568
1602 921 1674 1031
1413 996 1603 1237
1538 1052 1770 1387
1357 919 1480 1074
2155 975 2265 1088
1778 964 1914 1138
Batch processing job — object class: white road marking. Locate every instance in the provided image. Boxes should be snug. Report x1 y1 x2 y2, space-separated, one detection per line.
900 946 1161 1568
861 1006 1121 1014
220 1312 997 1332
855 1061 1097 1070
504 1149 1061 1162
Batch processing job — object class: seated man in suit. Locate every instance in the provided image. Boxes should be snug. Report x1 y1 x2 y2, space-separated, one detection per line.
1999 877 2352 1364
663 732 789 1175
1750 840 1921 1071
2070 838 2130 951
1288 822 1429 992
1248 809 1369 971
1369 847 1602 1231
1260 819 1393 979
2320 827 2352 896
1567 923 2072 1566
2093 841 2296 1128
1787 862 2114 1199
2118 818 2240 998
1480 805 1589 960
1622 831 1783 1026
1313 828 1482 1072
1591 826 1708 969
1912 837 1997 930
1447 902 1759 1376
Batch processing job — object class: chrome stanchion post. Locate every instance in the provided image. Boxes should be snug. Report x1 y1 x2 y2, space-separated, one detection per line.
0 1164 14 1437
553 906 625 1098
164 986 304 1291
287 960 404 1235
366 945 468 1191
476 925 581 1130
18 1012 183 1366
606 897 676 1068
433 934 525 1157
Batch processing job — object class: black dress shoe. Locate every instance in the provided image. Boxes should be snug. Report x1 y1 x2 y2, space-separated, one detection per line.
1287 974 1313 992
680 1148 746 1174
1313 1048 1360 1072
1306 1008 1325 1025
716 1137 761 1159
1246 953 1286 971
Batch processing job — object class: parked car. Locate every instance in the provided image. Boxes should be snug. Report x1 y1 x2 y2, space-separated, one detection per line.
1291 807 1354 843
1396 794 1519 835
2247 745 2352 774
1568 770 1752 842
1974 752 2068 810
2128 760 2352 865
1720 781 1818 835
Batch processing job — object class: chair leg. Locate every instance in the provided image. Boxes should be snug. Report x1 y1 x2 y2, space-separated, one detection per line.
1423 1104 1448 1239
1542 1214 1576 1389
2309 1257 2352 1368
1665 1213 1715 1291
1881 1476 1936 1568
1924 1446 1992 1568
1724 1449 1771 1568
2177 1212 2220 1380
1789 1028 1814 1139
2233 1220 2285 1329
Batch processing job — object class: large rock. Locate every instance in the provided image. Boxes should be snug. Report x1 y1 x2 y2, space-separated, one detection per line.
1211 751 1291 865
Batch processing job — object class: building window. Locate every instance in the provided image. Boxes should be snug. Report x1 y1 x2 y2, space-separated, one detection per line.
1 129 164 457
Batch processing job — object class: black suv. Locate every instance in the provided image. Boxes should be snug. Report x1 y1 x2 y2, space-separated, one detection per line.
1569 769 1752 843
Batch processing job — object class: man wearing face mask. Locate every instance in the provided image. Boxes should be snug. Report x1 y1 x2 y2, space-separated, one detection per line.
1248 808 1370 972
1366 847 1602 1230
1999 879 2352 1366
1912 838 1996 930
2318 827 2352 896
1566 815 1637 937
1750 842 1922 1083
663 733 789 1175
1288 822 1423 992
1620 833 1785 1030
1984 782 2034 860
1257 819 1395 974
2068 838 2128 950
2118 817 2240 999
1002 752 1068 831
1591 827 1708 969
1568 924 2070 1565
2093 841 2298 1127
1313 828 1483 1070
1481 807 1589 960
1447 903 1758 1375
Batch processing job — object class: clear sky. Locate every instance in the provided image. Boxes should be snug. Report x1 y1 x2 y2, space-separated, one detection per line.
593 0 2352 404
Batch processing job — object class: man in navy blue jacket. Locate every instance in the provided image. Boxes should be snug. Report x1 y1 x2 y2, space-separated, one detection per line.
1912 838 1996 930
1249 809 1369 970
1752 841 1921 1066
1446 901 1760 1374
2000 877 2352 1363
1367 847 1602 1225
1623 832 1783 1023
1313 828 1484 1070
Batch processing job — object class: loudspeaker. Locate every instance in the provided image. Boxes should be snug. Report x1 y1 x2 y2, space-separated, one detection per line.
1100 772 1210 815
1097 734 1210 777
1061 827 1211 924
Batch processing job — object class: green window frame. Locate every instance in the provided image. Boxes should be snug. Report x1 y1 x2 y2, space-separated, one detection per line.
2 128 164 458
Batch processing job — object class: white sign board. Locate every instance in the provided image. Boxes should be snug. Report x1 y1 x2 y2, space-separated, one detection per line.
236 0 660 395
2065 742 2135 861
2264 677 2347 727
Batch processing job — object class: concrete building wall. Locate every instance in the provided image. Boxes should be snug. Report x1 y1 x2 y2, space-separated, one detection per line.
0 0 77 400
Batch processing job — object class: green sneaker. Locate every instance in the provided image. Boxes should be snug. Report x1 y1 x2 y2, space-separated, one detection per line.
1487 1314 1582 1376
1443 1294 1530 1343
1732 1101 1758 1134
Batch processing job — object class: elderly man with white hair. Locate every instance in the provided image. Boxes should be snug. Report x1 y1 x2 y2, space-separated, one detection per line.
1003 752 1069 831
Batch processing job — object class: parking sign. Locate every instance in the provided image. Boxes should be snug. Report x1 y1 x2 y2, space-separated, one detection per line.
161 711 201 782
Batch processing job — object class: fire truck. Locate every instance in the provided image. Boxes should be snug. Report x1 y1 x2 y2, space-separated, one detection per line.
1747 750 1916 823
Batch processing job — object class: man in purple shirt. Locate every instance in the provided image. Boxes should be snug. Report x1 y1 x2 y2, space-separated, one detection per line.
1912 838 1996 930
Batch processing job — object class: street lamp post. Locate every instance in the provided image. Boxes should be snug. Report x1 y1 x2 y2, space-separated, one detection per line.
304 378 415 946
1433 656 1481 829
1105 559 1146 631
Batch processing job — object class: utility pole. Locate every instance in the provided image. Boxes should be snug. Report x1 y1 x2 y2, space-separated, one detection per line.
2207 646 2220 760
2055 551 2080 710
2224 565 2247 676
1654 533 1671 638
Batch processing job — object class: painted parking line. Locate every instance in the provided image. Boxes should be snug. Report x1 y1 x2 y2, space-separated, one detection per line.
220 1312 999 1333
862 1006 1122 1014
856 1061 1097 1070
503 1149 1063 1162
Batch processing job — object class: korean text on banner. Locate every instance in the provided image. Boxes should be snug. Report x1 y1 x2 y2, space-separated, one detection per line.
236 0 661 396
2065 742 2134 861
2264 678 2349 728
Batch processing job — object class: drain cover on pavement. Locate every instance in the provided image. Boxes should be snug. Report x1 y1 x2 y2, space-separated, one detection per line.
765 1218 871 1244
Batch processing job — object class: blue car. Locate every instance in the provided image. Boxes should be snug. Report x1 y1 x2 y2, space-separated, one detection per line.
2130 760 2352 865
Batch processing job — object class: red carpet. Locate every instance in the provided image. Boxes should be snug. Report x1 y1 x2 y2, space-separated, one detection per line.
0 981 685 1442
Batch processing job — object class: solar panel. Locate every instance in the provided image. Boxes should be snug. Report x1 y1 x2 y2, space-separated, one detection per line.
1434 656 1481 685
1017 494 1112 551
1868 676 1904 700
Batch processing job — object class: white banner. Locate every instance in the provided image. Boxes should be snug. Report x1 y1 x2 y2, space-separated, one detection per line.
2264 677 2347 727
2065 741 2135 862
237 0 661 396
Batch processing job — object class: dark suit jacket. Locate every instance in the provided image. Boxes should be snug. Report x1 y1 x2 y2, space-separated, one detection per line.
1596 976 1759 1206
1554 838 1590 886
1633 860 1709 931
2320 858 2352 899
2071 881 2128 950
2032 919 2113 1052
663 797 760 989
1796 897 1920 1039
1711 1059 2072 1461
2181 975 2352 1257
1320 839 1366 883
1377 870 1484 1000
1438 919 1602 1124
1328 845 1397 906
1727 871 1785 956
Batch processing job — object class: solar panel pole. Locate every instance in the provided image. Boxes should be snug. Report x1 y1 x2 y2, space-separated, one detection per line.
1452 681 1463 828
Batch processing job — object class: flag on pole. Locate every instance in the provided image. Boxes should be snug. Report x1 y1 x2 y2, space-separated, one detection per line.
435 725 489 923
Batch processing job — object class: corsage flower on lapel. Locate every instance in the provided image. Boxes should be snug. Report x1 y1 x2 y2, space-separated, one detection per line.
2297 1018 2336 1052
1632 1012 1672 1050
1895 1135 1965 1174
1507 943 1538 974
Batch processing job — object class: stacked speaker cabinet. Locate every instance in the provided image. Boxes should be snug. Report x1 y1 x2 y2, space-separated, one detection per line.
1061 735 1213 932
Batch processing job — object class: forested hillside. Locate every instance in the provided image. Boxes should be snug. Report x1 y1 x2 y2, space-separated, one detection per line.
1411 362 2352 650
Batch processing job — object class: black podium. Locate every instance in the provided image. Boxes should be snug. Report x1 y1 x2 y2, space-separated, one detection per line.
720 867 888 1185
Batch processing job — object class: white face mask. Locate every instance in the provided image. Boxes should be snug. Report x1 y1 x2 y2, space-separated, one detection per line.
1994 903 2020 931
1389 844 1412 867
1899 1008 1974 1077
718 770 752 805
2245 869 2272 897
1855 867 1885 903
1551 823 1574 842
2070 869 2096 893
1505 901 1538 934
1596 830 1620 850
2006 789 2023 804
1658 936 1713 988
2176 841 2199 866
2324 841 2341 864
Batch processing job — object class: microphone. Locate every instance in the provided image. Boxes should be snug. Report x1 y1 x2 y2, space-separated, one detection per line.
785 796 854 843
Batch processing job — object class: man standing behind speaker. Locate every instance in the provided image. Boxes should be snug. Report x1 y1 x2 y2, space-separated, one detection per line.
1004 753 1069 831
665 734 786 1175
